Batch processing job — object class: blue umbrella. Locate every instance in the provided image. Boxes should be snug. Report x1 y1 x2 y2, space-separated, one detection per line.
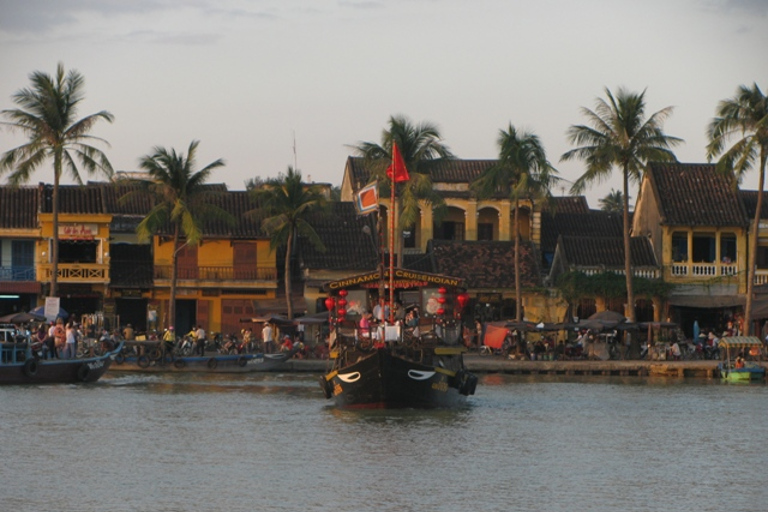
30 305 69 320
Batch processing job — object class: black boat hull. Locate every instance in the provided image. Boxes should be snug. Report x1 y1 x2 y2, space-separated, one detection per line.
323 347 477 409
0 343 122 385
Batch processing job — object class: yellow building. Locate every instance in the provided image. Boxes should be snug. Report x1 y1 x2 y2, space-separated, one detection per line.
633 163 749 330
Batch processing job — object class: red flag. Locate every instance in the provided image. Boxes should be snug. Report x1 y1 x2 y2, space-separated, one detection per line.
386 142 410 183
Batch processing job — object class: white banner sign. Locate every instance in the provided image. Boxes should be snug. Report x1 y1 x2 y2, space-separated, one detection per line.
44 297 61 321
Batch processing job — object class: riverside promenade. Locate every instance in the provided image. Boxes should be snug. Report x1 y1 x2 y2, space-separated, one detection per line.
283 355 768 380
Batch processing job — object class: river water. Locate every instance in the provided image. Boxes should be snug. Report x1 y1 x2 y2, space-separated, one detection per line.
1 372 766 512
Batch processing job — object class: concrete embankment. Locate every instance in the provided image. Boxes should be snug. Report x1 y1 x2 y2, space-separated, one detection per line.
281 356 768 380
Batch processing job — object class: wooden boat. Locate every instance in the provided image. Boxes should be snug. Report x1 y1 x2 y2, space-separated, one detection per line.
0 340 123 385
319 269 478 409
109 350 297 373
717 336 766 382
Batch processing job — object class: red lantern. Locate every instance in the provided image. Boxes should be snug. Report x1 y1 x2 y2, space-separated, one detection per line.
438 287 447 294
338 289 348 297
324 297 336 311
338 298 347 308
456 292 470 310
337 308 347 317
437 297 446 304
437 308 445 316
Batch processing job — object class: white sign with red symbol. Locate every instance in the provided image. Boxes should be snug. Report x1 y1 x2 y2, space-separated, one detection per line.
59 223 98 239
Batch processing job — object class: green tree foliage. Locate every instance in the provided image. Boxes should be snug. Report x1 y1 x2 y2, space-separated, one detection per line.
0 63 114 297
128 140 232 329
249 167 328 319
472 124 559 322
707 83 768 335
562 87 682 321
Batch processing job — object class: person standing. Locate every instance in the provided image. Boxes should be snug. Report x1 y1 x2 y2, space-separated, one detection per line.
53 319 66 358
64 323 77 359
262 323 274 354
195 325 206 356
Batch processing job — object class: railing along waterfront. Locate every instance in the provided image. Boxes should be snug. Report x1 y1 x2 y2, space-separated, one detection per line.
154 265 277 282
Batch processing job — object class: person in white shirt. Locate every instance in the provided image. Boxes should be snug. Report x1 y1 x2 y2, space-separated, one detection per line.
262 323 273 353
195 325 206 356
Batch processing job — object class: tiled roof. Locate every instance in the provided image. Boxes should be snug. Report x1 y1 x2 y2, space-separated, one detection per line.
202 190 266 238
402 253 434 273
559 235 657 268
429 239 541 289
739 190 768 220
299 202 378 271
98 181 153 216
543 196 591 215
540 210 626 255
40 184 104 214
346 157 497 191
648 162 748 227
0 186 38 229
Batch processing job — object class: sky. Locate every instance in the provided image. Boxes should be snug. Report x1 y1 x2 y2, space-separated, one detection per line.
1 0 767 208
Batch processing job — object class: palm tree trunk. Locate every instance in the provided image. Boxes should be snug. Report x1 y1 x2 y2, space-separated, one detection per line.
169 224 180 330
623 167 636 322
744 152 767 336
50 153 61 297
285 224 294 319
514 198 522 322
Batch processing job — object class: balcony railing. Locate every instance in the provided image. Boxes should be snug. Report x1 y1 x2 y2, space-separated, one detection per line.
670 262 738 278
579 267 661 279
39 263 109 283
0 266 35 281
154 265 277 282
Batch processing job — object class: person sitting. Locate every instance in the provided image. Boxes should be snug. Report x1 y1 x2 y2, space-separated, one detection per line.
735 356 745 369
280 335 294 353
358 311 373 339
669 341 682 361
162 326 176 354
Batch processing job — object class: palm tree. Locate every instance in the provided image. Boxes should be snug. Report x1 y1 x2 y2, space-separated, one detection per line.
0 63 114 297
352 115 453 258
129 140 231 330
599 189 627 213
472 124 559 322
249 166 328 319
707 83 768 335
562 87 682 322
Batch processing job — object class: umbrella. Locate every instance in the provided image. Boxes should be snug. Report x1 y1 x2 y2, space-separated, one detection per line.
30 305 68 320
0 311 46 324
588 310 626 323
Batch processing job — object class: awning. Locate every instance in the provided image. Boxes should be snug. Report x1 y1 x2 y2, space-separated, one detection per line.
0 281 41 294
667 294 745 309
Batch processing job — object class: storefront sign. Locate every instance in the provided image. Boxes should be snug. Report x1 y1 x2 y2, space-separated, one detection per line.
59 223 98 239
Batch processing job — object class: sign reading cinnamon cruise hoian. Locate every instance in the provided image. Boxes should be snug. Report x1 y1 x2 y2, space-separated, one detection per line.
323 268 462 292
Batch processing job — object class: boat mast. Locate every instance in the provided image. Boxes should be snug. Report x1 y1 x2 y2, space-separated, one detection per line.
388 148 396 324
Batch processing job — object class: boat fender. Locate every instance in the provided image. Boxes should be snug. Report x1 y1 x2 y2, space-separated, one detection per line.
137 355 151 369
207 357 218 369
114 352 125 365
460 373 478 396
319 376 333 399
237 356 248 367
174 358 186 369
77 364 90 382
23 358 39 377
